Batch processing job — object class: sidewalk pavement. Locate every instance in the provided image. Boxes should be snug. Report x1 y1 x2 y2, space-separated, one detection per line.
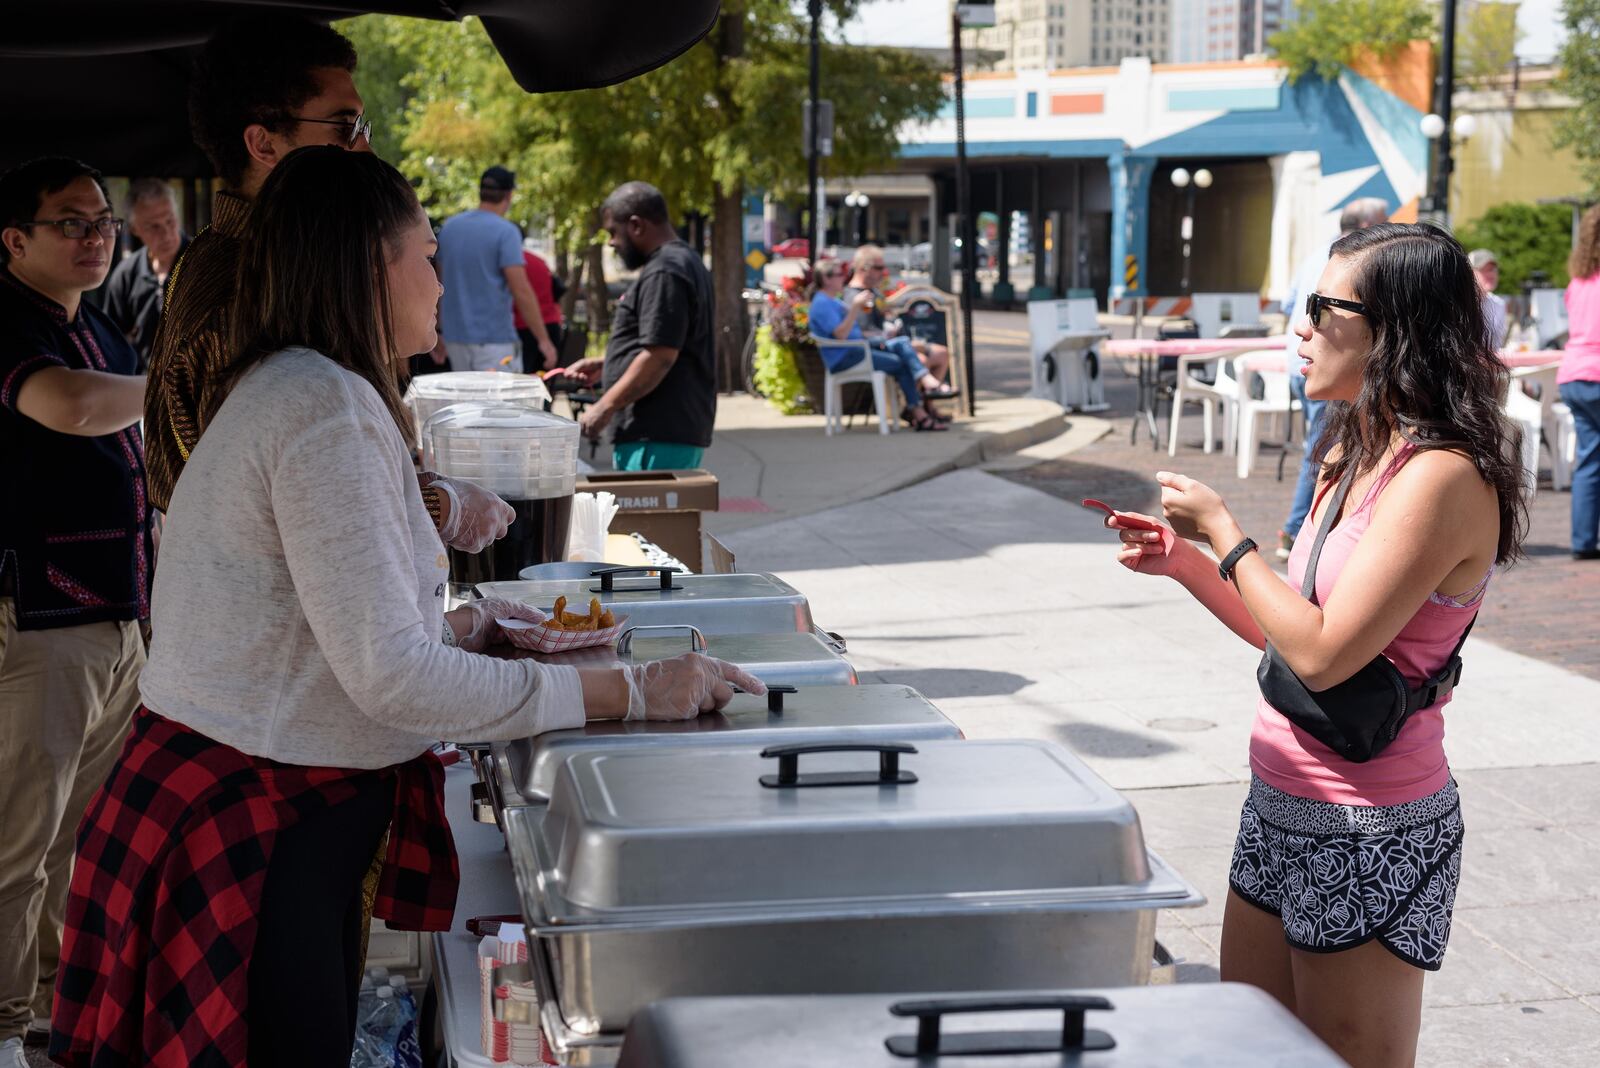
719 466 1600 1068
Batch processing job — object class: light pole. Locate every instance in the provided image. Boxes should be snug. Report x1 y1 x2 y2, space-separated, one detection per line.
1421 0 1461 225
1169 166 1212 294
805 0 822 257
1419 111 1476 226
952 6 978 416
844 191 870 244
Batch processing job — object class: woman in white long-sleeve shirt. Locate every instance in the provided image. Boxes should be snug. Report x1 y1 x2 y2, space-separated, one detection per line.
51 148 762 1068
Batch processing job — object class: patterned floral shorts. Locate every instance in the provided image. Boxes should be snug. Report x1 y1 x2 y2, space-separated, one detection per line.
1228 775 1464 970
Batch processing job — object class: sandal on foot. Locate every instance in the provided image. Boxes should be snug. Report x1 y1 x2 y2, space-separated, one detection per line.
921 382 958 399
901 406 948 432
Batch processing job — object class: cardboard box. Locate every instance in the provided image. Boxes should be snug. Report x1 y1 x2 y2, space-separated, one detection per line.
576 469 718 572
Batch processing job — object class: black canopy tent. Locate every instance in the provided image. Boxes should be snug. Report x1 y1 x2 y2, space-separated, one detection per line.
0 1 722 176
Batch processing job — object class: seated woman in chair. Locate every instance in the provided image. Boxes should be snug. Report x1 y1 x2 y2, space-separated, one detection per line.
808 258 947 431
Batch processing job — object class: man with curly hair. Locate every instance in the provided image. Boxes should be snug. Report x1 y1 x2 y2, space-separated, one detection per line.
142 13 510 556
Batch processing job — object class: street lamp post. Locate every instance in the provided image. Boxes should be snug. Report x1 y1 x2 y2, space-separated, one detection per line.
1421 0 1460 224
952 7 978 416
1420 111 1476 227
805 0 822 257
845 190 870 244
1169 166 1212 294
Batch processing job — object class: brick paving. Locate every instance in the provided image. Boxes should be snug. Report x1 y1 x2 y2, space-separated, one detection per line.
972 312 1600 682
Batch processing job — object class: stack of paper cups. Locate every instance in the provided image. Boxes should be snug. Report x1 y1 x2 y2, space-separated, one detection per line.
566 491 619 562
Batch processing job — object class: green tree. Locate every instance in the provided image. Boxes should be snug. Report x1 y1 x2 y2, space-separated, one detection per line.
1456 2 1523 85
1554 0 1600 195
338 4 945 386
1453 201 1574 292
1270 0 1435 83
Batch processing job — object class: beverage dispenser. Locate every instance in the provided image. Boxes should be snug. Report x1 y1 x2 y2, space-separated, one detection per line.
423 404 579 585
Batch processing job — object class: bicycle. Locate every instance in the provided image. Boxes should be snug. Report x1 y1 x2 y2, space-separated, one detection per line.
738 285 775 396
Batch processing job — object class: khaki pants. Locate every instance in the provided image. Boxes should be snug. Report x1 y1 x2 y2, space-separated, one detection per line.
0 599 142 1041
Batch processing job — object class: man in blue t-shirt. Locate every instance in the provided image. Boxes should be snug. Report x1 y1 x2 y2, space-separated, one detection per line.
433 166 558 373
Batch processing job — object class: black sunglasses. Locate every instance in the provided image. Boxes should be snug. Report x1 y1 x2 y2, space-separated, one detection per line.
290 112 373 148
1305 292 1369 328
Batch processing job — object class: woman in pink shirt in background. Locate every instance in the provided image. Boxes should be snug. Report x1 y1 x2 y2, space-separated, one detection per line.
1106 223 1527 1067
1560 205 1600 559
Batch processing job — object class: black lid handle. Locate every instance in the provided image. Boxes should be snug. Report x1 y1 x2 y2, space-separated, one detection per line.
732 683 797 712
886 995 1116 1058
759 742 917 789
589 565 682 593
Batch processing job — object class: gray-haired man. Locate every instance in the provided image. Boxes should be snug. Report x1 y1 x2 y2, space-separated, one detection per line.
102 178 186 371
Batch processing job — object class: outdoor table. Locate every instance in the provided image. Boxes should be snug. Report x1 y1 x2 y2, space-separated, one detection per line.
1101 335 1293 450
432 761 524 1068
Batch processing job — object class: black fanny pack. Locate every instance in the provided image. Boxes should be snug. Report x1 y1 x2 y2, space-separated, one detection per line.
1256 462 1476 763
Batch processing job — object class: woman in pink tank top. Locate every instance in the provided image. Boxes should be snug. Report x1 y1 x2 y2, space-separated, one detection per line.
1104 224 1528 1067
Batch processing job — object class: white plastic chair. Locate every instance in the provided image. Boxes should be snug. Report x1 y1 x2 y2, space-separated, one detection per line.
812 334 891 436
1236 367 1301 479
1551 401 1577 491
1504 387 1544 496
1166 354 1240 456
1189 293 1262 338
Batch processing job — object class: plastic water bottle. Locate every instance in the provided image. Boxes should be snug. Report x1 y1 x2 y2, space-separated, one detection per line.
388 977 422 1068
358 985 402 1067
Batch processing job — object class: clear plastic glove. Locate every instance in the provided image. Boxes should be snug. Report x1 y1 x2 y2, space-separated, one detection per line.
624 653 767 721
454 597 548 653
432 476 515 553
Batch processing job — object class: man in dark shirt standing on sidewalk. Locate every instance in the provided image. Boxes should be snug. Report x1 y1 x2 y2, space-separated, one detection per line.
566 181 716 470
102 179 186 372
0 157 149 1064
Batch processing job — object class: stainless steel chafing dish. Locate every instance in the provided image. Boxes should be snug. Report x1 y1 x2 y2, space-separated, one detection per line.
478 567 819 638
612 985 1347 1067
501 739 1203 1048
483 684 963 813
494 624 856 687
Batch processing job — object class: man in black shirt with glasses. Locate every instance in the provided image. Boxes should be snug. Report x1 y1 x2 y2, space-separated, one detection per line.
0 157 149 1065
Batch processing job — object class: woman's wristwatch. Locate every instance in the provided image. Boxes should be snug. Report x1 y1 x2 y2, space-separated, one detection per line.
1218 537 1259 583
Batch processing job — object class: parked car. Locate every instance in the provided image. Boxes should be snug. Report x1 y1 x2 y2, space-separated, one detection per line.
771 237 810 260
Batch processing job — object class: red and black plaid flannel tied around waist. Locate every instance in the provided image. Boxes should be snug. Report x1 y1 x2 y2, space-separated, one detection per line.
49 708 459 1068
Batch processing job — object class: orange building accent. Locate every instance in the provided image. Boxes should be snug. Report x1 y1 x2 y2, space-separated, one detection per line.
1050 93 1105 115
1349 40 1434 115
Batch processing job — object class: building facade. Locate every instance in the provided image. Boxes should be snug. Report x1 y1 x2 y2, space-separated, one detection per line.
965 0 1171 70
900 52 1442 304
1170 0 1291 64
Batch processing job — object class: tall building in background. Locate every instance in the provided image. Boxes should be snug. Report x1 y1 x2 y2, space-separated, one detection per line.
965 0 1171 70
1170 0 1292 63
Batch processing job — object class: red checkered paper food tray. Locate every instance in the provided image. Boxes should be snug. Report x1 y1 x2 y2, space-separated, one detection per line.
498 615 630 654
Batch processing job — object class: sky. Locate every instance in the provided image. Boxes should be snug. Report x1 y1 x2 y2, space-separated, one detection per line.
838 0 1565 61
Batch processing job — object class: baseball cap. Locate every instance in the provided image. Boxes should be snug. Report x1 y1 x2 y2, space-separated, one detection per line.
480 165 516 191
1468 248 1498 270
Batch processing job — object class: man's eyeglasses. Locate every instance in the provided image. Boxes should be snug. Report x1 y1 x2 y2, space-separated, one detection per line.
22 217 124 240
867 263 887 271
1305 292 1369 329
290 112 373 148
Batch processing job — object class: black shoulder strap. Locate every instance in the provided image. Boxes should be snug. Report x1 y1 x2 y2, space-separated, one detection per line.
1298 461 1359 604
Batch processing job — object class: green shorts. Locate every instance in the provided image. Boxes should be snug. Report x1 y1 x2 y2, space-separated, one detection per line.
612 441 705 471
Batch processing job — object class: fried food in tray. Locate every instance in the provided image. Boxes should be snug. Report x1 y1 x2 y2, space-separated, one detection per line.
544 596 616 632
